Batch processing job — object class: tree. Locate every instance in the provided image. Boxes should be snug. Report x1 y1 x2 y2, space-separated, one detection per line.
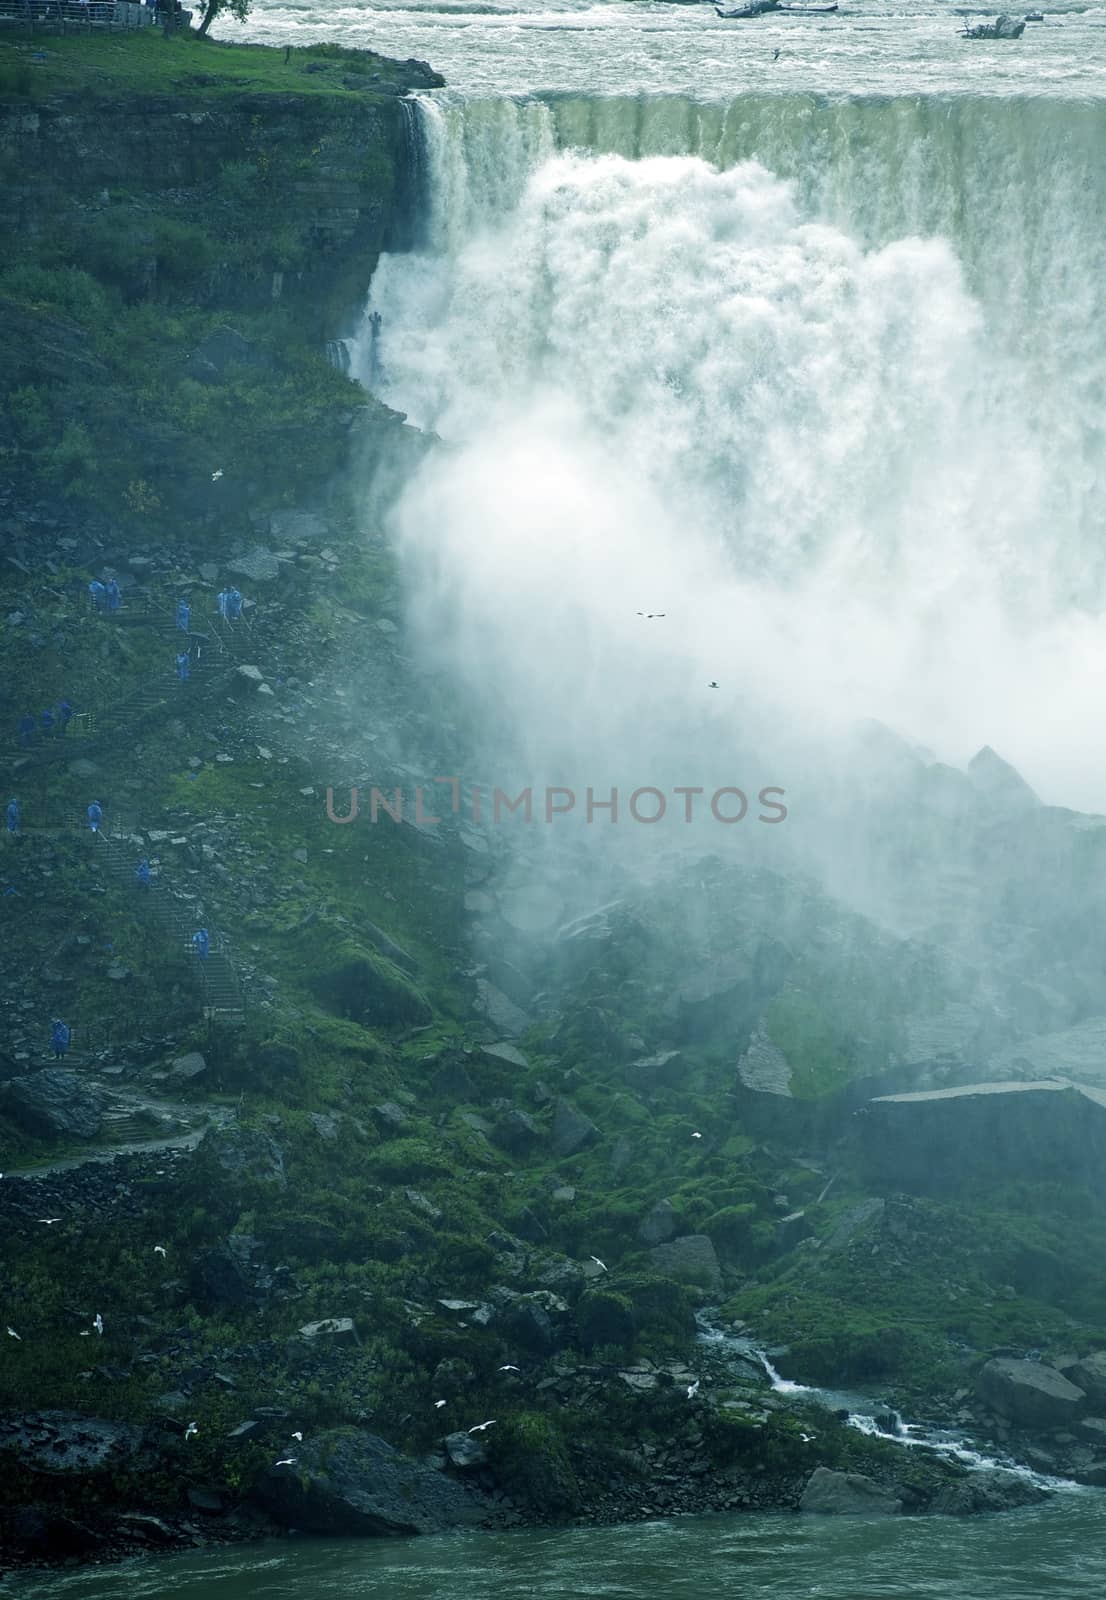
196 0 253 38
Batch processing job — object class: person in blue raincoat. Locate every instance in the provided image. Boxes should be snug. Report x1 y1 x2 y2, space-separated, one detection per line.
107 578 122 613
176 599 191 633
59 700 74 736
176 651 191 681
87 800 103 833
136 859 152 888
192 928 210 960
88 580 107 610
50 1019 70 1060
216 588 230 618
6 798 19 837
227 588 243 621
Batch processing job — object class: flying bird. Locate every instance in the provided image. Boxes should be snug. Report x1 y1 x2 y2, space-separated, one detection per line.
274 1457 297 1467
153 1245 167 1257
291 1431 303 1441
468 1420 497 1434
773 48 781 59
691 1131 702 1139
687 1380 700 1399
185 1422 198 1440
93 1314 103 1336
212 469 224 481
708 682 719 689
39 1218 62 1226
498 1365 520 1373
434 1400 447 1409
6 1327 21 1340
800 1431 816 1442
590 1256 608 1272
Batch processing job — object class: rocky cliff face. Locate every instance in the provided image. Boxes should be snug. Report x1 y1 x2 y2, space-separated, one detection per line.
0 44 441 541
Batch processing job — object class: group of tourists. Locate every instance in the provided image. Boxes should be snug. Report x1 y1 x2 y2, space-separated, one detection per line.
17 701 74 745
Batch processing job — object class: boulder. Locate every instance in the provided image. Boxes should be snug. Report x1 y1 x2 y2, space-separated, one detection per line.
299 1317 360 1345
184 326 271 383
0 1412 142 1477
316 951 432 1029
169 1051 207 1083
234 664 267 691
254 1430 484 1534
0 1070 106 1139
639 1199 678 1245
443 1430 488 1468
623 1050 686 1092
371 1101 410 1135
198 1125 286 1189
648 1234 722 1291
494 1298 558 1354
967 746 1040 810
493 1107 544 1156
800 1466 902 1515
976 1358 1086 1427
474 980 532 1038
190 1236 259 1309
551 1099 600 1158
928 1468 1048 1515
1069 1352 1106 1407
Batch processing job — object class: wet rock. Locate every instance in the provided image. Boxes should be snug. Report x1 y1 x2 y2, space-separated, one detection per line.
967 746 1040 811
190 1235 260 1309
648 1235 722 1292
800 1466 902 1515
977 1358 1086 1428
185 325 271 383
551 1099 600 1158
309 1112 342 1142
372 1101 409 1134
4 1507 104 1557
0 1412 142 1476
623 1050 686 1092
443 1430 488 1468
169 1051 207 1083
928 1469 1048 1515
299 1317 360 1345
639 1199 678 1245
254 1430 484 1534
494 1298 557 1354
198 1125 286 1189
493 1107 544 1157
474 980 532 1038
1 1069 106 1139
1069 1352 1106 1407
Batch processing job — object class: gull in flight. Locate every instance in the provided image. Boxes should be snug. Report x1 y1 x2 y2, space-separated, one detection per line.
800 1432 816 1442
6 1326 21 1340
687 1380 700 1399
590 1256 608 1272
468 1420 497 1434
434 1400 447 1408
636 613 667 619
291 1431 303 1441
498 1365 520 1373
708 682 719 690
212 469 224 481
93 1314 104 1336
185 1422 199 1440
153 1245 167 1257
691 1131 702 1139
274 1457 297 1467
39 1218 62 1226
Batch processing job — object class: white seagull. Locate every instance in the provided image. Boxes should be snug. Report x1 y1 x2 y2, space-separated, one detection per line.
185 1422 199 1440
691 1131 702 1139
687 1380 700 1399
434 1400 447 1409
291 1431 303 1441
498 1365 520 1373
468 1420 497 1434
6 1326 21 1340
93 1313 104 1336
589 1256 608 1272
274 1457 297 1467
153 1245 167 1257
39 1218 62 1226
212 470 224 481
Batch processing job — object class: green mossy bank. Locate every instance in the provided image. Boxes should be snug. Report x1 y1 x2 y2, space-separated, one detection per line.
0 31 440 542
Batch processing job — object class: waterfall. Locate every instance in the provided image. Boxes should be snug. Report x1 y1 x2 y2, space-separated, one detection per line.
355 91 1106 810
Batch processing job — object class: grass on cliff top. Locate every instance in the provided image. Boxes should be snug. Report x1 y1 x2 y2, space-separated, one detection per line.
0 32 427 102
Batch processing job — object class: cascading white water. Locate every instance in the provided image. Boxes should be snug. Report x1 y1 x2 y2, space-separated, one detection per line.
356 94 1106 809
